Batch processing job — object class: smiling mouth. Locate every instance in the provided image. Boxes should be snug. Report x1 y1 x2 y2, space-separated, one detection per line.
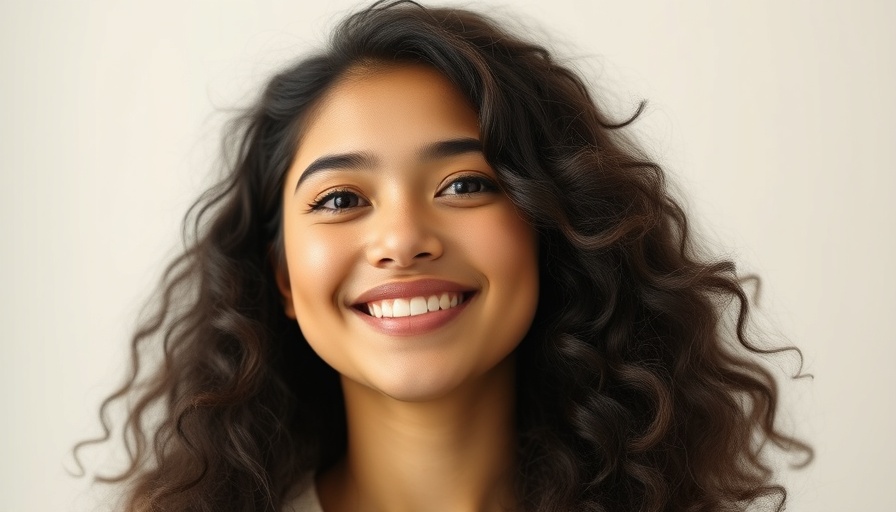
357 292 471 318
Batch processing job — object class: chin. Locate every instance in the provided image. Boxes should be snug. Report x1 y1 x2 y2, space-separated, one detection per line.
359 351 517 404
365 364 468 403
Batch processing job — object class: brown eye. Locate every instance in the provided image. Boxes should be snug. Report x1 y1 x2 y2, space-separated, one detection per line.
310 189 369 212
439 176 498 196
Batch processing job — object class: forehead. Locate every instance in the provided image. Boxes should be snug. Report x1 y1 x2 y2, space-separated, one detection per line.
296 64 480 156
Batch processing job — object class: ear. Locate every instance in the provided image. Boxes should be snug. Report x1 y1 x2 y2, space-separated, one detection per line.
272 253 297 320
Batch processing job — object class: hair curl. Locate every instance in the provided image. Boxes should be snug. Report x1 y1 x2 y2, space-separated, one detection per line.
77 1 811 510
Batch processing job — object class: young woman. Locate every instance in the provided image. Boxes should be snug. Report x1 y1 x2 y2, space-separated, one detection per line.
83 1 810 510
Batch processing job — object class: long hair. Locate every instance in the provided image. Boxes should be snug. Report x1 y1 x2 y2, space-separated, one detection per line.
78 1 811 510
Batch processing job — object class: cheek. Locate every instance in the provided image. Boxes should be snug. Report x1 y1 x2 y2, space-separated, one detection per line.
464 204 540 340
285 226 350 313
283 225 357 371
476 207 538 278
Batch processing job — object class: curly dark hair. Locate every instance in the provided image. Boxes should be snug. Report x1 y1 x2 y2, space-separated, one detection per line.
77 1 811 510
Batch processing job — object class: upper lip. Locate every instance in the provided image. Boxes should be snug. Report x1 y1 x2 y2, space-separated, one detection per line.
351 278 475 306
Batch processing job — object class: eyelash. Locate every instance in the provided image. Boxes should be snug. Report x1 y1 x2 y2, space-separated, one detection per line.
440 175 499 196
307 174 499 213
307 188 366 213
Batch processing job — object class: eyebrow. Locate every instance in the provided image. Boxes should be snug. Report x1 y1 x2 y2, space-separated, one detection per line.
419 137 483 161
294 137 483 192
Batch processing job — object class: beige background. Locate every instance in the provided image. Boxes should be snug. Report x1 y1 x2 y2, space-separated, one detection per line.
2 1 894 510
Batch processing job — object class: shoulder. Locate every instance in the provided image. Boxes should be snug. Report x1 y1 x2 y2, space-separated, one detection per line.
283 474 324 512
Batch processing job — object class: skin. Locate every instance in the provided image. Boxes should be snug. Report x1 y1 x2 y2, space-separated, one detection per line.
276 64 539 512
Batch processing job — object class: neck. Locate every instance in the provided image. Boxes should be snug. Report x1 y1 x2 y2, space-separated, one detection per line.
318 357 518 512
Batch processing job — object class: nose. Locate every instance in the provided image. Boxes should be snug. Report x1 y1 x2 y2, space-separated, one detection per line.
365 199 443 268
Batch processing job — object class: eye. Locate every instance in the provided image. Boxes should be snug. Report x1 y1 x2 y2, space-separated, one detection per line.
438 175 499 196
308 189 369 212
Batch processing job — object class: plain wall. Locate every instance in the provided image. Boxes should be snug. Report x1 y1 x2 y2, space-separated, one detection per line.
1 1 894 510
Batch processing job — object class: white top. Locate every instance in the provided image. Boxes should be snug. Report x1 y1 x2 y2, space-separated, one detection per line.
282 475 324 512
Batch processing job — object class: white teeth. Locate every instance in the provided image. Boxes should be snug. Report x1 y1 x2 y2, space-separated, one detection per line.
409 297 428 315
365 292 465 318
393 298 410 317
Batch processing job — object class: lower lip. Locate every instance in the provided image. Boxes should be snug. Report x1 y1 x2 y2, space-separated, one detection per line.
352 295 472 337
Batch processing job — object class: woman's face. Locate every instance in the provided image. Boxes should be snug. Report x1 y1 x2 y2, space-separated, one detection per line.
277 64 539 402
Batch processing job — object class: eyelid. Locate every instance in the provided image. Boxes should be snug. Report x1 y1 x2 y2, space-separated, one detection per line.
437 172 500 196
304 172 498 213
306 187 369 213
